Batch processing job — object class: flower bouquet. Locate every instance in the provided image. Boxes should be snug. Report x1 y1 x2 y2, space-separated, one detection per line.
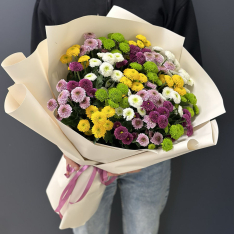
2 6 225 229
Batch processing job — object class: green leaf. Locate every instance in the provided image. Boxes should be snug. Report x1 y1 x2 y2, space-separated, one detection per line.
95 75 104 89
104 131 114 144
92 99 103 108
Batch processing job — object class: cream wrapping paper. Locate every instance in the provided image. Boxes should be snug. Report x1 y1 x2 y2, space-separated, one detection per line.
2 5 225 229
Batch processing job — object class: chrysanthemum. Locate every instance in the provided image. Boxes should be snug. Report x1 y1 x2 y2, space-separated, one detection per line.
84 39 98 50
129 40 137 46
144 52 155 62
174 87 186 96
111 70 124 82
149 111 160 123
158 107 170 118
96 39 102 49
186 124 193 137
143 115 157 129
102 53 116 65
102 106 115 118
86 105 98 118
119 42 130 53
171 91 181 104
79 96 90 109
71 87 86 103
143 61 158 73
178 68 190 84
115 107 123 116
114 53 124 63
165 51 175 61
161 138 173 151
58 90 70 105
108 88 122 103
58 104 72 118
183 109 192 118
113 121 121 129
138 73 148 83
77 119 90 132
84 73 97 81
178 105 183 117
141 48 151 53
78 79 93 92
95 89 108 102
122 133 134 145
157 115 168 128
89 58 102 68
103 39 115 50
55 113 63 121
116 59 128 69
92 124 106 138
99 62 114 77
152 46 164 52
84 32 96 40
130 45 141 55
114 126 128 140
164 75 174 87
56 79 67 92
187 77 194 86
69 62 83 72
136 52 146 65
164 61 176 71
60 54 72 64
47 99 58 111
141 100 155 111
170 124 184 140
162 87 174 99
152 52 164 64
172 75 184 88
91 111 107 125
79 45 89 56
153 95 164 107
151 132 163 145
128 94 143 108
136 90 149 101
119 76 132 89
132 118 143 129
123 108 135 121
131 82 144 92
146 81 157 89
163 101 173 112
136 133 149 147
137 40 145 48
78 55 90 63
182 114 191 126
66 47 80 57
137 107 146 117
103 120 114 131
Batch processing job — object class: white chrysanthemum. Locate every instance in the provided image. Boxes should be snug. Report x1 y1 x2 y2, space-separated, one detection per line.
128 95 143 108
102 53 116 65
89 58 102 67
99 62 114 77
123 108 135 121
184 87 191 93
187 77 194 86
114 53 124 62
178 105 183 117
137 107 146 117
162 87 174 99
165 51 175 61
152 46 164 52
97 52 105 58
128 89 132 97
178 68 190 84
115 107 123 116
158 92 167 101
171 91 181 104
111 70 124 82
173 59 180 71
84 73 97 81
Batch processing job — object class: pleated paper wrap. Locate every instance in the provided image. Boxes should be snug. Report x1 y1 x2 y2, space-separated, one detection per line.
2 6 225 229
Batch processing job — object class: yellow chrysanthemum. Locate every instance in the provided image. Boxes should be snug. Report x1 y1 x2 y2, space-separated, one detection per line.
164 75 174 87
60 54 72 64
77 119 90 132
72 44 81 49
172 75 184 88
81 61 89 68
78 55 90 63
66 47 80 57
92 124 106 138
123 69 139 81
86 105 98 118
137 40 145 48
120 76 132 88
84 130 93 136
131 82 144 92
174 87 187 96
138 73 148 83
159 74 166 84
68 67 70 70
144 40 151 47
103 120 114 131
91 111 107 125
128 40 137 46
136 34 147 43
101 106 115 118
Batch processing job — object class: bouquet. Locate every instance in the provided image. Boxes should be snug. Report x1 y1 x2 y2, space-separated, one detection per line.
2 6 225 229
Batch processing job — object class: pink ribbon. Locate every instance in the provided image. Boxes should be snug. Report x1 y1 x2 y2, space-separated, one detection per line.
55 165 117 218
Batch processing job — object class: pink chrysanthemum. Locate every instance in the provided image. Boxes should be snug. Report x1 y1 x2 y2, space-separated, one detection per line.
183 109 191 119
71 87 86 103
113 121 122 129
55 113 63 121
56 79 67 92
186 124 193 137
132 118 143 130
163 101 173 112
141 100 155 111
130 53 137 62
58 104 72 118
137 90 150 101
158 66 168 72
116 59 128 69
152 52 164 64
96 39 102 49
146 81 157 89
136 133 149 147
122 133 133 145
141 48 151 53
157 115 168 128
149 111 160 123
58 90 70 105
47 99 58 111
67 81 79 92
78 79 93 92
143 115 157 129
150 132 163 145
87 88 97 98
183 114 191 126
80 96 90 109
154 95 164 107
136 52 146 65
157 107 170 118
148 89 158 97
84 39 98 50
83 32 96 40
163 61 176 70
114 126 128 140
79 45 90 56
130 45 141 54
69 62 83 72
144 52 155 62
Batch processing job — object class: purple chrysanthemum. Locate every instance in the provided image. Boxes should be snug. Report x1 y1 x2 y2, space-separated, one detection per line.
114 126 128 140
113 121 122 129
69 62 83 72
116 59 128 69
67 81 79 92
137 90 150 101
55 113 63 121
122 133 133 145
150 132 163 145
83 32 96 40
58 90 70 105
130 45 141 54
141 48 151 53
134 112 140 118
157 115 168 129
79 45 89 56
96 39 102 49
56 79 67 92
141 100 155 111
84 39 98 50
47 99 58 111
144 52 155 62
87 88 97 97
163 61 176 70
183 109 191 119
129 53 137 62
58 104 72 118
132 132 138 139
136 133 149 147
143 115 157 129
78 79 93 92
157 107 170 118
132 118 143 130
136 52 146 65
146 81 157 89
186 124 193 137
152 52 164 64
80 96 90 109
71 87 86 103
149 111 160 123
182 114 191 126
163 101 173 112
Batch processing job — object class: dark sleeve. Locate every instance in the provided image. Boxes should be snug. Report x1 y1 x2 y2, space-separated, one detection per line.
31 0 54 53
168 0 203 66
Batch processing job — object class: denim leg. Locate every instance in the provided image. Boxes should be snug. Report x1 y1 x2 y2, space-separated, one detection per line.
73 178 117 234
118 159 171 234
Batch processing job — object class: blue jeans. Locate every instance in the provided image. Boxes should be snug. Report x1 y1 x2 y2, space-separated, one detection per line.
73 160 171 234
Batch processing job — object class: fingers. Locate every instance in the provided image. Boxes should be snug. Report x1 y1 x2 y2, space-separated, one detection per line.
64 154 80 176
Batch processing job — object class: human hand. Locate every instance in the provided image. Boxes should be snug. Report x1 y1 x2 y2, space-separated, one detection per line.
63 154 80 176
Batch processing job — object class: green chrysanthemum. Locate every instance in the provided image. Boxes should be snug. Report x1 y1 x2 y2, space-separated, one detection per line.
111 49 122 54
130 62 143 71
108 99 119 108
184 93 197 105
161 138 173 152
193 104 199 115
147 72 159 83
169 124 184 140
181 96 188 102
98 37 107 44
119 98 130 108
108 88 122 103
108 33 113 39
156 79 162 86
148 144 156 149
111 33 125 42
103 39 115 50
117 83 128 95
143 61 158 73
119 42 130 53
184 106 195 117
124 40 129 44
95 89 108 102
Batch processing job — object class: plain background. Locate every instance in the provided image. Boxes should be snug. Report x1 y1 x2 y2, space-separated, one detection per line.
0 0 233 233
